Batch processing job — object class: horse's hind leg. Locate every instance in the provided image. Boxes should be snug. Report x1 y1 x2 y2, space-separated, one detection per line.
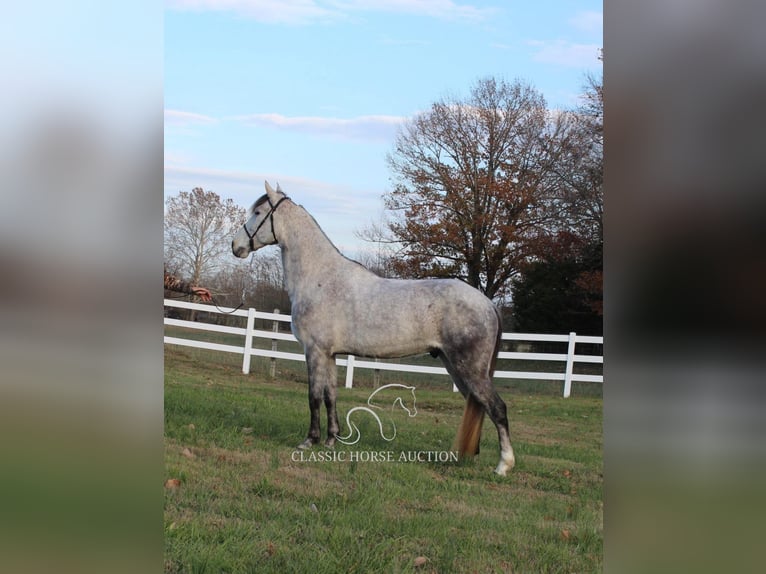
442 353 515 475
298 349 340 450
476 385 515 475
461 377 515 475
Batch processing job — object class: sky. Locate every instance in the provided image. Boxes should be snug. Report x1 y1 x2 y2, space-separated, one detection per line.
165 0 603 254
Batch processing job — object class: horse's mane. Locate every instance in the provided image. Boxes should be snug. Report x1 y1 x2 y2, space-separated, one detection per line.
247 194 271 219
247 193 378 277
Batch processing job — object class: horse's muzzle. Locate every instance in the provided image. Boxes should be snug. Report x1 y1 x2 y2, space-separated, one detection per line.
232 242 249 258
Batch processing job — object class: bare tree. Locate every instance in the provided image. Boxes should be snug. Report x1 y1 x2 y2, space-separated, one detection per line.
382 77 569 300
164 187 245 287
549 71 603 244
353 217 399 278
512 67 604 331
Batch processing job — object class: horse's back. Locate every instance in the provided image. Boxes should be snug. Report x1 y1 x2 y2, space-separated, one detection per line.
312 273 497 358
379 276 495 324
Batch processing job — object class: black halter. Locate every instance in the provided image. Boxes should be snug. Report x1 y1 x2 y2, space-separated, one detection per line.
243 196 289 248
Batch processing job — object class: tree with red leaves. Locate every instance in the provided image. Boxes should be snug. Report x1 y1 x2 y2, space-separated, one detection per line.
381 77 577 300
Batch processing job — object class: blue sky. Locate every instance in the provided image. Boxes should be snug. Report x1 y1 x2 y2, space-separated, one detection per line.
165 0 602 253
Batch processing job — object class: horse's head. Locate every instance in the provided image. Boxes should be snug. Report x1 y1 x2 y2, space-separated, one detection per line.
232 181 287 258
400 386 418 417
371 384 418 418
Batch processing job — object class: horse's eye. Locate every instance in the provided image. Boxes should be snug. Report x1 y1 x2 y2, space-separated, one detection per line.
254 211 260 216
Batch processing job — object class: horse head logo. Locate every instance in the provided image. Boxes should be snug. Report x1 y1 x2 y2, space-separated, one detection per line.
335 384 417 445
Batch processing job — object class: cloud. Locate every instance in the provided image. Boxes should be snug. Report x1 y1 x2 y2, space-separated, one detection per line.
166 0 493 25
569 10 603 35
379 34 430 47
528 40 602 68
334 0 494 22
164 109 217 127
163 163 384 250
230 112 406 142
166 0 340 25
164 163 373 210
163 164 353 218
165 109 218 139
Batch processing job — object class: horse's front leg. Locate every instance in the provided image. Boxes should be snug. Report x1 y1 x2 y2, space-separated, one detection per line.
296 390 321 450
298 349 340 449
323 379 340 448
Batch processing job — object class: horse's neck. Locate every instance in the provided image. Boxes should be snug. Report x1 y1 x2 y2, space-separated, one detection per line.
279 205 349 298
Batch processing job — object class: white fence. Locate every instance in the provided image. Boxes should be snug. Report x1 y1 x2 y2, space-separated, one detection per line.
164 299 603 398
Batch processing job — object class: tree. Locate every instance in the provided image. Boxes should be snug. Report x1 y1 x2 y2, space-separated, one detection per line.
550 70 603 244
510 232 602 335
512 68 604 334
164 188 245 287
381 77 570 300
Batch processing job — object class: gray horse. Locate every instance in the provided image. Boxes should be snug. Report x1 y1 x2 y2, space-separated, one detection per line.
232 182 515 475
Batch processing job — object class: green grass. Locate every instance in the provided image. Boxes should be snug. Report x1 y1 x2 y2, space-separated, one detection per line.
164 347 603 573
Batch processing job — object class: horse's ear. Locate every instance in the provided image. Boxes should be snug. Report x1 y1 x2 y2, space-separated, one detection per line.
264 180 281 204
276 182 283 193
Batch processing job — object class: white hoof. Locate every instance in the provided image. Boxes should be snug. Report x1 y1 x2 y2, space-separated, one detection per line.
494 451 515 476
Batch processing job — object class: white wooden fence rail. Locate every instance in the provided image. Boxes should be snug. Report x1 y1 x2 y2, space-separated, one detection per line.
164 299 603 397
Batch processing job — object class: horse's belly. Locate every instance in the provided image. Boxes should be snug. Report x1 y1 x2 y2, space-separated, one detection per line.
344 339 433 359
337 318 438 358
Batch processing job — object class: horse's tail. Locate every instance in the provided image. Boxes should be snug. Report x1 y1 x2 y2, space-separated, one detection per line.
454 395 485 457
454 306 503 458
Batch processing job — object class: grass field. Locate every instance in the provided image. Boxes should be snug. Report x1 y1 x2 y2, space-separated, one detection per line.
164 346 603 573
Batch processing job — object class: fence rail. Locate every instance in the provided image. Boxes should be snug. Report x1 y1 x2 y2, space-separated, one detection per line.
164 299 602 397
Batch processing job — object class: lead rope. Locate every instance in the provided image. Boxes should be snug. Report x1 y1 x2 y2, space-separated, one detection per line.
164 288 243 313
209 251 255 314
208 251 255 314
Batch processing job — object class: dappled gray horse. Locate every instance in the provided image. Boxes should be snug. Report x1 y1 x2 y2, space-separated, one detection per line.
232 182 515 475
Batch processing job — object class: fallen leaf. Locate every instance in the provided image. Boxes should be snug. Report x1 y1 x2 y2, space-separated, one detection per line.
187 424 196 431
164 478 181 489
560 529 571 541
414 556 428 567
181 448 194 459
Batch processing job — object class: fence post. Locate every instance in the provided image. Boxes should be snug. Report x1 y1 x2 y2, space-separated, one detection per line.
242 306 256 375
344 355 355 388
270 308 280 378
563 331 576 398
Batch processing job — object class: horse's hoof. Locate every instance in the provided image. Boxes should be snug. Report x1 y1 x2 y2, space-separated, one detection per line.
324 438 336 448
297 439 315 450
494 453 516 476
